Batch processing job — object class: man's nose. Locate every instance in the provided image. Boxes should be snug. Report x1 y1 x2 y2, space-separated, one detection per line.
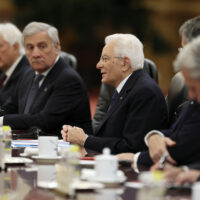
96 60 103 69
32 47 41 57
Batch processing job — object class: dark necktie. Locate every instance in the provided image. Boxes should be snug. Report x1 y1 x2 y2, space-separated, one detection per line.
0 73 7 89
107 90 119 112
24 74 44 114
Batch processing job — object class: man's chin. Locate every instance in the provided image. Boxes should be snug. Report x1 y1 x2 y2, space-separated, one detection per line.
101 78 107 84
31 65 48 73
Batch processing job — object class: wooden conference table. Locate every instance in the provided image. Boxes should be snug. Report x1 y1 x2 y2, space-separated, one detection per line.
0 147 192 200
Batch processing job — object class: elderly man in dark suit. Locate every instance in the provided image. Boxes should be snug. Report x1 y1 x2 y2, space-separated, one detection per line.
0 22 92 136
0 23 29 105
118 36 200 172
61 33 168 154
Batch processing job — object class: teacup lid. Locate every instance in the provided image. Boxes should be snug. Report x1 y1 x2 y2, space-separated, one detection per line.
95 148 117 160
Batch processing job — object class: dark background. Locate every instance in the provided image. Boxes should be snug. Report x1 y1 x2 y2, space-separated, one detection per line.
0 0 199 114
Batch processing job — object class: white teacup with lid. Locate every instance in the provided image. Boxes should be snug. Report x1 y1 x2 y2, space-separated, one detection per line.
95 148 118 182
192 181 200 200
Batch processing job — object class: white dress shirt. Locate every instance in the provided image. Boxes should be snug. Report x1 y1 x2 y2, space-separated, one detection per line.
4 56 23 85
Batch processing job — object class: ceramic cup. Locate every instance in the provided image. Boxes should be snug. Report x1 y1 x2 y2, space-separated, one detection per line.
37 164 56 188
95 148 118 182
192 182 200 200
38 136 58 158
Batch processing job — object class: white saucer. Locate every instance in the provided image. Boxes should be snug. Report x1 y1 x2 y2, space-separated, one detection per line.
5 157 33 164
32 156 61 163
20 153 29 157
38 181 57 189
79 160 95 165
81 169 126 184
55 180 104 195
71 180 104 190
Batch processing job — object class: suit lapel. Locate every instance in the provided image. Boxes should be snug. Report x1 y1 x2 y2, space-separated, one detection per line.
95 70 142 135
21 71 35 112
170 100 197 132
29 58 66 111
2 56 29 91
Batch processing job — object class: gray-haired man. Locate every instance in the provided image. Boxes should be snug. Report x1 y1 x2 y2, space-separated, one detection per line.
1 22 92 137
0 23 29 105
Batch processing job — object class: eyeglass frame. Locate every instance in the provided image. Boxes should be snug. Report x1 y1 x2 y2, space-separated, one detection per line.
100 55 124 63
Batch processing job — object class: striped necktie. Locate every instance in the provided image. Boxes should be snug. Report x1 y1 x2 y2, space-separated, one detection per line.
24 74 44 114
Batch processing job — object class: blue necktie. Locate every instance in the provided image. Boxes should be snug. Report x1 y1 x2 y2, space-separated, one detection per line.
24 74 44 114
107 90 119 112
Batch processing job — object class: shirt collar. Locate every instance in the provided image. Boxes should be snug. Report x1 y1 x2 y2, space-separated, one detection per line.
116 73 132 93
35 55 60 77
4 55 23 84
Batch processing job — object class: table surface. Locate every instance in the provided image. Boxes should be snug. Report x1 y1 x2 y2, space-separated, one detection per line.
0 147 192 200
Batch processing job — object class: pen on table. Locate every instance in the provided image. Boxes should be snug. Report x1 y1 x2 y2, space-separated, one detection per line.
158 153 168 170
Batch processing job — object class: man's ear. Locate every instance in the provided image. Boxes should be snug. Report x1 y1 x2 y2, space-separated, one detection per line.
13 42 21 57
13 42 19 51
122 57 131 72
54 42 60 51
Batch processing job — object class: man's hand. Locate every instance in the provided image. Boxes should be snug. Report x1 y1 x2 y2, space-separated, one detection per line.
151 162 181 180
175 170 200 184
117 153 135 168
148 134 176 164
151 162 200 184
61 125 88 146
61 125 71 141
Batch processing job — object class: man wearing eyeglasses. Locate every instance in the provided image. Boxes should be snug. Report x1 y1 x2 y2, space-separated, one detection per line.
61 33 168 154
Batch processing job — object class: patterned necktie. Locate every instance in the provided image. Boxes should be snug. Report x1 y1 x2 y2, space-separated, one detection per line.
0 73 7 89
107 90 119 112
24 74 44 114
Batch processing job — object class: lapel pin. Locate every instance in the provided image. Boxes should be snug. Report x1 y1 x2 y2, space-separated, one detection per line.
44 88 48 92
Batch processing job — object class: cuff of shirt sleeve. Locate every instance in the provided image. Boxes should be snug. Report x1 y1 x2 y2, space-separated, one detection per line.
181 165 189 172
133 152 141 173
144 130 164 147
0 116 3 126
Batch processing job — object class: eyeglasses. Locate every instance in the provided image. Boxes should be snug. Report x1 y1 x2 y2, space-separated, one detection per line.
100 55 123 63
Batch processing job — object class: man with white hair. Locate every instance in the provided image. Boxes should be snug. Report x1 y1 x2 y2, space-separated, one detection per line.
0 23 29 105
61 33 168 154
1 22 92 136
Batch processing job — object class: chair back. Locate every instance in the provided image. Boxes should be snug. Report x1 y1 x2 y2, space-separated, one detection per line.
143 58 158 83
165 72 189 125
59 51 77 70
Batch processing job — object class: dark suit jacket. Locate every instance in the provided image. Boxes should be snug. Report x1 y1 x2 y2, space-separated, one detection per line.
92 58 158 132
85 69 168 154
138 100 200 168
0 56 29 105
187 162 200 170
3 57 92 136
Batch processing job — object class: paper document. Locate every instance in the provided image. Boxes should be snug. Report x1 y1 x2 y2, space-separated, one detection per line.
11 140 70 148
